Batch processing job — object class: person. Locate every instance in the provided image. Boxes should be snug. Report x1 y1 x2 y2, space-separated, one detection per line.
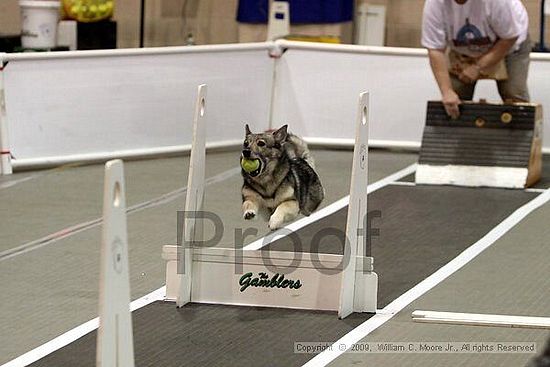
525 335 550 367
421 0 531 118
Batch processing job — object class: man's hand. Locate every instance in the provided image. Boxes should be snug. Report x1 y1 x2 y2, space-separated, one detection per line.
442 89 461 119
458 63 481 84
427 49 462 119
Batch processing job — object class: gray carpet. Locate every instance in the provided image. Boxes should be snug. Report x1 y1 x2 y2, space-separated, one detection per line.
26 185 537 367
0 149 418 363
266 185 537 308
30 301 370 367
330 200 550 367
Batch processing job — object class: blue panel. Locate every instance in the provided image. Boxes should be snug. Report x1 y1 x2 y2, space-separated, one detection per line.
237 0 353 24
237 0 270 23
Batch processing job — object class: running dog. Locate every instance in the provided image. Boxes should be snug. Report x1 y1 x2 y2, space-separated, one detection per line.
240 124 324 230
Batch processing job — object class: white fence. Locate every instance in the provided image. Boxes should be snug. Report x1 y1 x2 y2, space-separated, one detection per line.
1 40 550 174
273 41 550 150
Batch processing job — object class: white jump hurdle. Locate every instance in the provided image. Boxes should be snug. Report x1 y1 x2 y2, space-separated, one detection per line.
163 87 378 318
176 84 207 307
97 159 135 367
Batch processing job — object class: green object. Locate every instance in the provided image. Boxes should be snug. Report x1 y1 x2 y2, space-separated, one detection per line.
241 158 260 173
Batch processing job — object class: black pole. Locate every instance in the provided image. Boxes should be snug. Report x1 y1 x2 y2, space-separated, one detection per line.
536 0 548 52
139 0 145 48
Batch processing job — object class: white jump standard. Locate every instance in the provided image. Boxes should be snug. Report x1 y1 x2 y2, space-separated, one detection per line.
97 159 135 367
163 88 378 318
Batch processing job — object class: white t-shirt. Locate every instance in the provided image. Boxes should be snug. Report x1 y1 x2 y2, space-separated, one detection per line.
421 0 529 57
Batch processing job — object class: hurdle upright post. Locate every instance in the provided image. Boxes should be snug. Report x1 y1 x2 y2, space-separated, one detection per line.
0 53 13 175
96 159 135 367
338 92 377 319
177 84 207 307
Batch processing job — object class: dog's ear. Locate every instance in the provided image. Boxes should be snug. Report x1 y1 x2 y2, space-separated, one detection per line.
273 125 288 142
245 124 252 136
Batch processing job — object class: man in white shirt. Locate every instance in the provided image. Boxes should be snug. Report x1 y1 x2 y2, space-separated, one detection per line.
422 0 531 118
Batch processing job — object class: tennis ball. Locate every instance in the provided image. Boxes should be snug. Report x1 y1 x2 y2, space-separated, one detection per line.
241 158 260 173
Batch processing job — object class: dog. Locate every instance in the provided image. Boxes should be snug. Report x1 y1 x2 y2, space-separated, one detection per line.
240 124 324 230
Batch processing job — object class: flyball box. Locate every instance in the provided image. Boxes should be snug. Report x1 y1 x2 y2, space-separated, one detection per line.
416 101 543 189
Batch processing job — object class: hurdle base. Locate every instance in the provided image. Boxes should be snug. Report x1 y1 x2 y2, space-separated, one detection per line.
415 164 531 189
353 269 378 314
162 245 377 314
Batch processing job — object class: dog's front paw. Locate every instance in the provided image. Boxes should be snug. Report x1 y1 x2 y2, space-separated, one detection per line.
243 209 257 220
268 214 284 231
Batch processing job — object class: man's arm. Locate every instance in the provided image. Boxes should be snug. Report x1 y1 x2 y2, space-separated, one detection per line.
428 48 461 119
459 37 518 83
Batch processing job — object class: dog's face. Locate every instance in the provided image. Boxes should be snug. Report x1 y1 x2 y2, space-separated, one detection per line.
241 124 288 177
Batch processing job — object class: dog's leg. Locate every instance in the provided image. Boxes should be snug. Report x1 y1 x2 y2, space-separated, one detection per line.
242 200 259 220
269 200 299 230
242 186 262 220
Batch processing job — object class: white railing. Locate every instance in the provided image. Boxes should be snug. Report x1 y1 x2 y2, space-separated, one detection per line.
2 41 550 174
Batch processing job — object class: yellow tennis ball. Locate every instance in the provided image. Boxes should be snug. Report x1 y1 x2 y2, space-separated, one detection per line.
241 158 260 173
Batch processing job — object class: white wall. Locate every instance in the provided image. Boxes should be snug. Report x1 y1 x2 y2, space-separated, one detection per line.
273 41 550 151
272 45 438 145
2 45 273 166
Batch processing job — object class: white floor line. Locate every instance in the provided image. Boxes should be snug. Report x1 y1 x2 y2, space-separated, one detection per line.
243 163 418 251
388 181 415 186
0 163 85 191
303 187 550 367
0 172 45 190
0 167 240 262
0 286 166 367
525 187 548 193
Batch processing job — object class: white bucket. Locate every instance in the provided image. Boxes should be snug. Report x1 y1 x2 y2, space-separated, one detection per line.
19 0 61 49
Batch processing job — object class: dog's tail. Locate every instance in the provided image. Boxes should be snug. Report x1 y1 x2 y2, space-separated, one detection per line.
286 135 315 169
290 158 324 216
301 150 315 169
